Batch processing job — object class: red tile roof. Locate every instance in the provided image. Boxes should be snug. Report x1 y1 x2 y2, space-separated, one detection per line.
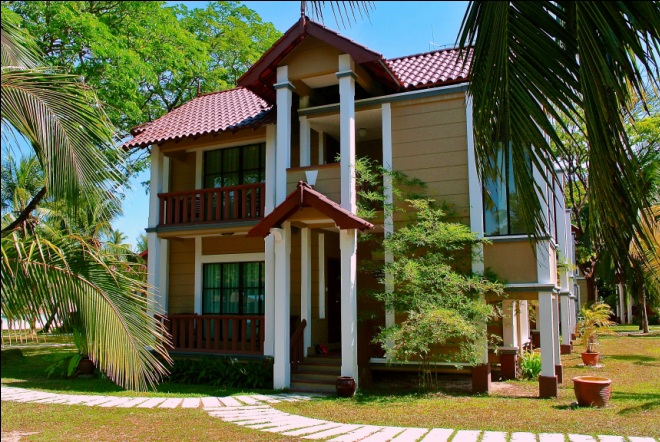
122 87 273 149
248 181 374 238
387 47 471 90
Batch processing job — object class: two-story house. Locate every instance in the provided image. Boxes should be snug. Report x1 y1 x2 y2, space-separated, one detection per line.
123 17 578 398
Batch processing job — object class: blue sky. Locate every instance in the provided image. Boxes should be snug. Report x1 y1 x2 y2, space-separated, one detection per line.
113 1 470 247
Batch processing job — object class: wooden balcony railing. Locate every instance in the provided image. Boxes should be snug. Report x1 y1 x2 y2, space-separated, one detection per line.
157 314 265 355
157 183 265 227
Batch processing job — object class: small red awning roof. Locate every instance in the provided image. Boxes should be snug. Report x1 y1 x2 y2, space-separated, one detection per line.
248 181 374 237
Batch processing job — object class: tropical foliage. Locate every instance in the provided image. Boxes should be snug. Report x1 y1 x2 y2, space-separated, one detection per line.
1 8 170 391
576 303 616 354
458 2 660 275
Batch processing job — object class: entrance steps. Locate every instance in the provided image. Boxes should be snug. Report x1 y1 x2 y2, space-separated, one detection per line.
290 352 341 394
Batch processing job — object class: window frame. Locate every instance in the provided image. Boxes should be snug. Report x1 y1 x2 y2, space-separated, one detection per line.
201 261 265 316
203 143 265 189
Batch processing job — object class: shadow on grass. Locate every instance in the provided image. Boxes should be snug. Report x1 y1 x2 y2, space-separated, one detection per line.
606 354 659 367
618 400 660 415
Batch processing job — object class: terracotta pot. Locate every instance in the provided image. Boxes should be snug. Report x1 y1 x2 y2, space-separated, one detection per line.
77 357 95 375
573 376 612 407
581 351 600 366
336 376 356 398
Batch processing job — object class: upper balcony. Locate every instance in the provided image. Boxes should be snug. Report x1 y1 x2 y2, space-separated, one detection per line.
157 183 264 228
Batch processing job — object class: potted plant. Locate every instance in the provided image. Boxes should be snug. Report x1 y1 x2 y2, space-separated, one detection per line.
575 302 616 366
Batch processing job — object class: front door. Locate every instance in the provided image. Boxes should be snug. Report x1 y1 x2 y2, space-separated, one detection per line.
327 258 341 344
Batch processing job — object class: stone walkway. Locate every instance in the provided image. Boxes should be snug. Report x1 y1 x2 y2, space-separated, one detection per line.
1 386 656 442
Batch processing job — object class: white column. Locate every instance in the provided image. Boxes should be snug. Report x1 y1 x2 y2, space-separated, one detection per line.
300 116 311 167
337 54 357 213
552 294 561 363
538 292 557 377
263 124 277 356
275 66 293 205
382 103 395 331
618 282 626 324
272 224 291 389
318 130 325 165
466 97 488 364
147 145 166 317
518 300 530 346
301 227 312 356
502 300 518 348
194 236 202 314
158 239 169 314
340 229 358 383
265 125 277 214
264 234 275 356
318 233 326 319
560 293 571 347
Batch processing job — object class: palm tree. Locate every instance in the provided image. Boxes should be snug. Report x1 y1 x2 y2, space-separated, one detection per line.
1 9 170 391
458 2 660 269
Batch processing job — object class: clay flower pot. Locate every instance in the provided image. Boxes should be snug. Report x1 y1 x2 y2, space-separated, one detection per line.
336 376 356 397
77 357 95 375
573 376 612 407
581 351 600 366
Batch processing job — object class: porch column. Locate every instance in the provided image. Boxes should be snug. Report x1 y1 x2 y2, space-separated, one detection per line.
466 97 490 393
301 228 312 356
501 299 519 380
538 292 558 397
274 66 293 205
300 116 311 167
560 292 572 354
263 125 277 356
318 233 326 319
340 228 358 382
518 300 530 347
272 223 291 389
337 54 359 385
337 54 357 213
552 294 563 384
382 103 395 336
147 145 168 317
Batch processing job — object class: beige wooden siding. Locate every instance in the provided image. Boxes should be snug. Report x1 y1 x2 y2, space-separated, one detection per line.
168 238 195 314
202 236 264 255
287 163 341 203
391 93 470 221
282 37 341 81
169 152 196 192
483 241 538 283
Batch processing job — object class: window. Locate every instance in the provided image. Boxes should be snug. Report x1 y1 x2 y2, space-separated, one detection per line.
483 143 527 236
202 262 265 315
204 143 265 188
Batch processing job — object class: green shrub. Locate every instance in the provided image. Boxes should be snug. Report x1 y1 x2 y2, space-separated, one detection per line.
519 350 542 380
166 357 273 389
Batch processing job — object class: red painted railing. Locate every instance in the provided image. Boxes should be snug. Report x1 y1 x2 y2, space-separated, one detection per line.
157 314 265 355
157 183 265 227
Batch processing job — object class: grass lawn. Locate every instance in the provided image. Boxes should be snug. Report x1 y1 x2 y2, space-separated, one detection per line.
275 330 660 438
1 401 298 441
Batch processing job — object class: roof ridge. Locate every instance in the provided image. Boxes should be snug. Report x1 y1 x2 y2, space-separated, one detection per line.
388 46 471 63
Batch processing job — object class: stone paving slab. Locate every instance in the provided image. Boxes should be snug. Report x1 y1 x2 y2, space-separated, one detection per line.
359 427 407 442
420 428 455 442
250 394 281 403
328 425 383 442
234 395 261 405
159 398 183 408
569 435 596 442
98 397 135 408
282 423 345 437
391 428 430 442
136 398 166 408
303 424 363 440
451 430 481 442
482 431 508 442
181 398 201 408
200 397 221 408
512 432 538 442
597 437 624 442
540 434 566 442
261 418 328 433
628 438 657 442
218 396 243 407
116 397 151 408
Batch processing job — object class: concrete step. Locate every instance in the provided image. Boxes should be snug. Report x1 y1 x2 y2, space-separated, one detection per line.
302 355 341 365
291 371 339 382
290 379 337 394
296 363 342 374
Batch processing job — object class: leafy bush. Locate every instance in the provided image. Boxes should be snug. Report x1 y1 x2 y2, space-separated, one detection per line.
519 350 542 380
166 357 273 389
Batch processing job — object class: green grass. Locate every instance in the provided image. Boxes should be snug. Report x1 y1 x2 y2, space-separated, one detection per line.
1 401 297 441
1 342 278 398
275 333 660 438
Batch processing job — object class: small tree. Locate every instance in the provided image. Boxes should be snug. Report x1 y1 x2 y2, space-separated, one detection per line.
355 158 504 387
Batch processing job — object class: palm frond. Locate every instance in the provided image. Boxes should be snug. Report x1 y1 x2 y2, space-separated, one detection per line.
0 6 40 69
1 231 171 391
302 1 374 28
458 1 660 267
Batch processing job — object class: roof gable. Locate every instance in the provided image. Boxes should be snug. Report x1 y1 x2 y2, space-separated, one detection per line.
237 17 401 102
248 181 374 237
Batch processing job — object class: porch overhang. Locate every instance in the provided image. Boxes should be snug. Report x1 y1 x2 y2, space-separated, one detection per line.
247 181 374 237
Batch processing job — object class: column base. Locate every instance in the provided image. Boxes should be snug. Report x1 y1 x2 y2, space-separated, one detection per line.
499 349 518 380
472 363 491 394
560 344 572 355
555 364 563 384
539 375 558 398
